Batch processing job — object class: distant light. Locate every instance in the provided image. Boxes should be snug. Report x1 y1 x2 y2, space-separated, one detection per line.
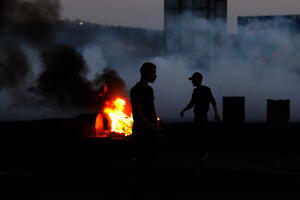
79 22 84 26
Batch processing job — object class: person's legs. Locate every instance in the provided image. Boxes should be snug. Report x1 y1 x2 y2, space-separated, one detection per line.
133 130 146 200
194 112 209 161
133 129 157 200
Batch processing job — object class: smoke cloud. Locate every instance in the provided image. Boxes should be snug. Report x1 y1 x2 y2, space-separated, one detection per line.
6 0 60 43
79 12 300 122
31 45 95 110
0 6 300 123
0 0 128 120
152 13 300 122
0 42 30 90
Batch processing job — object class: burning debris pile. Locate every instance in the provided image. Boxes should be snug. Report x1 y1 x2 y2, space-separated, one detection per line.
92 68 133 138
95 97 133 137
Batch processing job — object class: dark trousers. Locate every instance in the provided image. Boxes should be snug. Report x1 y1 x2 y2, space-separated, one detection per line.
194 111 208 124
132 127 157 199
193 112 209 156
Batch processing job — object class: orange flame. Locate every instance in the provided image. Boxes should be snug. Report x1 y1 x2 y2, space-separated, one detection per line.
95 97 133 137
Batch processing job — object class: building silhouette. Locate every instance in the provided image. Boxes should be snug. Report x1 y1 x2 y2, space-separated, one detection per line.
238 15 300 34
164 0 227 52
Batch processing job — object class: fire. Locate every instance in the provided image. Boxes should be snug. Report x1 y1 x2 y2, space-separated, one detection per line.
95 97 133 137
103 98 133 135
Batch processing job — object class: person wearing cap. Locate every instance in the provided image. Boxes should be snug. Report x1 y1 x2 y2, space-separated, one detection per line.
180 72 220 161
180 72 220 122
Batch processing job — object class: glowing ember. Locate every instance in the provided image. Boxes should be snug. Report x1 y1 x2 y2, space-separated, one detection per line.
95 97 133 137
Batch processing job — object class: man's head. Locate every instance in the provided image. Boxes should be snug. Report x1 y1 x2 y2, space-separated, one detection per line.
189 72 203 86
140 62 157 83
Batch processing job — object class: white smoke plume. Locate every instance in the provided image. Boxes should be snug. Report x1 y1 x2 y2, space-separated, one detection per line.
81 12 300 122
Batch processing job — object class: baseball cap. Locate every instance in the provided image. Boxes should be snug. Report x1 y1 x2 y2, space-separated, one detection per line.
189 72 203 80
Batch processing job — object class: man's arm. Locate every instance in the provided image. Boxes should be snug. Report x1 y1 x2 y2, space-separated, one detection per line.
132 102 153 128
209 89 220 121
212 103 220 121
180 93 195 117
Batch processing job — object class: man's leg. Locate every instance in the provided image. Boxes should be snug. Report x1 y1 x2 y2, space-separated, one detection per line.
194 112 209 161
133 130 157 200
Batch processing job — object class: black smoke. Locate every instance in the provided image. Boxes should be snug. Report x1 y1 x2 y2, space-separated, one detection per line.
0 0 61 92
6 0 60 44
30 45 95 110
7 0 60 23
93 67 126 101
0 0 130 120
0 42 30 90
31 45 127 111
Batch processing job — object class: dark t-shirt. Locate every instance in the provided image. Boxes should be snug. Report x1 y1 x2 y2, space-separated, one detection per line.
130 82 156 128
188 85 216 114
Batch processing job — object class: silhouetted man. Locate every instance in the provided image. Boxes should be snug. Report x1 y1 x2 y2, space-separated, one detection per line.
180 72 220 160
130 62 159 199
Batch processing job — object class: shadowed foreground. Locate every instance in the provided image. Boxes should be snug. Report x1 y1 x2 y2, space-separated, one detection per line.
0 119 300 199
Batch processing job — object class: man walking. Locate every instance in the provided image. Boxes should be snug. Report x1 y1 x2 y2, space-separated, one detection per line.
180 72 220 160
